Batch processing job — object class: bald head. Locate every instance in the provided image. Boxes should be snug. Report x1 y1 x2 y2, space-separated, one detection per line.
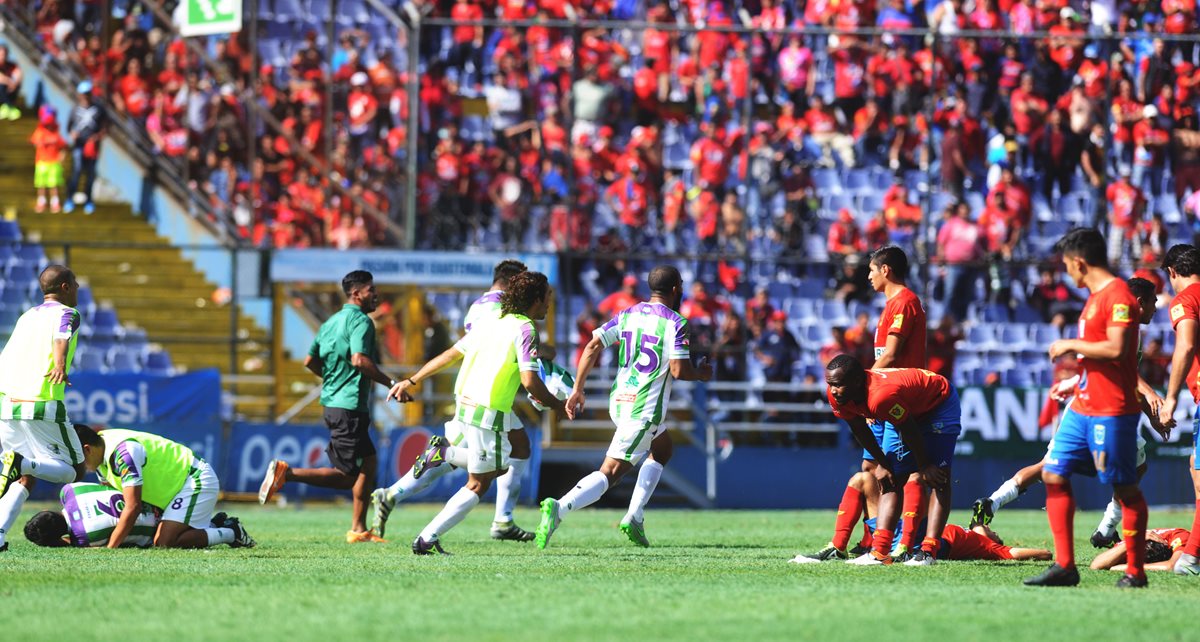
40 265 78 307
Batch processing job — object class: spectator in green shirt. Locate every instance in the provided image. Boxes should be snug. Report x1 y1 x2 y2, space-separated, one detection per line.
258 270 401 543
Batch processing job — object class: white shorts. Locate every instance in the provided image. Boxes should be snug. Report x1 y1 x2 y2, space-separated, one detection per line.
462 423 512 475
0 417 83 466
606 421 666 465
160 459 220 529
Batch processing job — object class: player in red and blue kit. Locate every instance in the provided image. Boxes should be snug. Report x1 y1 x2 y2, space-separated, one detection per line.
824 355 959 566
1027 228 1149 589
936 523 1052 562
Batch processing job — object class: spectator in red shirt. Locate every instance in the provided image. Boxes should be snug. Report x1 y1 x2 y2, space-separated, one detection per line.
745 286 775 339
347 72 378 163
1010 73 1048 173
597 274 641 317
1029 268 1082 323
803 95 854 168
1110 78 1143 172
113 57 151 124
1132 104 1169 198
828 208 865 260
987 167 1032 229
1106 169 1146 264
606 162 651 250
926 316 964 380
978 190 1023 259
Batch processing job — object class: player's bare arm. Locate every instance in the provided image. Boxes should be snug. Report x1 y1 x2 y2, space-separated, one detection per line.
871 333 904 369
1007 547 1054 561
669 356 712 382
521 370 566 416
847 417 894 487
1048 325 1129 361
389 346 464 402
106 484 143 549
1159 317 1195 428
566 335 606 419
349 351 394 389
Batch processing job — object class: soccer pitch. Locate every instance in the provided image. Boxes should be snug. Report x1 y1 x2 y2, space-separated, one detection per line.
3 505 1196 641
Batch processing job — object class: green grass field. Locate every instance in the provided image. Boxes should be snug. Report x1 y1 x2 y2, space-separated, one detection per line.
3 504 1197 641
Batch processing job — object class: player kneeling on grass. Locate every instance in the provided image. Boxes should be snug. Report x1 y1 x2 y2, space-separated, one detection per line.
23 481 247 548
1090 528 1193 572
537 266 713 550
76 425 255 549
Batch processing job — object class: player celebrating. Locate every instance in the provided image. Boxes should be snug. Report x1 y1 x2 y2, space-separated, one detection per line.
971 277 1163 550
0 266 86 553
537 266 711 549
387 272 566 554
372 260 541 542
1025 228 1149 588
1154 244 1200 576
822 355 958 566
77 425 255 549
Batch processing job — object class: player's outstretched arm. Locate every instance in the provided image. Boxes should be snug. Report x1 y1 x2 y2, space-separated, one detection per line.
107 485 143 549
669 356 712 382
1089 541 1129 570
1007 547 1053 561
389 346 464 402
567 335 606 419
1160 318 1196 428
1049 325 1128 361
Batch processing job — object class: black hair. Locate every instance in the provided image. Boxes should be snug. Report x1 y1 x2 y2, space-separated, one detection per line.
39 265 75 295
24 511 70 547
1161 244 1200 276
500 272 550 317
826 353 864 375
648 265 682 296
73 423 102 448
341 270 374 296
869 246 910 281
493 260 528 287
1126 277 1156 302
1053 228 1109 269
1145 539 1173 564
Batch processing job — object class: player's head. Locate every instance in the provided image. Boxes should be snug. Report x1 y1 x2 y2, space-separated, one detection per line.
648 265 684 310
1053 228 1108 285
868 246 909 291
39 265 79 308
1126 277 1158 324
492 260 528 289
341 270 378 313
825 354 867 405
23 511 70 547
500 271 552 321
971 523 1004 546
1160 244 1200 292
74 424 105 471
1145 539 1173 563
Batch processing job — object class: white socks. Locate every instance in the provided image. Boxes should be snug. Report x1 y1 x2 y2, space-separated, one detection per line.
386 463 454 503
559 471 609 517
0 484 31 546
420 486 480 541
20 456 76 484
624 460 664 524
988 478 1023 511
205 527 235 546
1096 498 1123 537
494 458 528 523
444 445 470 469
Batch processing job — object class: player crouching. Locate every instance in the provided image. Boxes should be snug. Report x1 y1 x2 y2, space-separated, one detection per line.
76 425 254 549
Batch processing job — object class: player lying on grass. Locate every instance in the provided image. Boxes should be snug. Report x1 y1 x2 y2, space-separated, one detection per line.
23 482 248 548
824 355 960 566
971 277 1164 550
1090 528 1192 572
910 523 1050 562
76 425 255 549
368 343 573 538
537 266 713 550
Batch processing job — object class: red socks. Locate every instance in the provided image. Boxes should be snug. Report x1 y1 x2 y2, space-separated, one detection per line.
1119 491 1148 579
857 520 873 549
1045 482 1076 568
900 480 927 549
921 536 939 555
832 487 865 551
873 528 895 557
1185 499 1200 557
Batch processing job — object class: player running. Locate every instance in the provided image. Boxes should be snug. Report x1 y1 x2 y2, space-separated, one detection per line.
22 482 248 548
1153 244 1200 576
1090 528 1192 572
822 356 959 566
1024 228 1149 589
387 272 566 554
77 425 255 549
971 277 1164 549
0 266 86 553
537 266 712 549
371 260 543 542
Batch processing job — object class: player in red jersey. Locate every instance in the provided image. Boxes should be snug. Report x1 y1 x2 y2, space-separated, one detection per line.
824 356 958 566
1155 244 1200 576
936 523 1051 562
1091 528 1192 572
1026 228 1149 589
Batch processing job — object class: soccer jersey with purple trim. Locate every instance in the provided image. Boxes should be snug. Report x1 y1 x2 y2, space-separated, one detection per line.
60 482 157 547
0 300 81 401
453 313 540 420
464 290 503 332
96 428 196 510
596 302 691 425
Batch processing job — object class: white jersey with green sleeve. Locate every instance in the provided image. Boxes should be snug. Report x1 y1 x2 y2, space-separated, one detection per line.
60 482 158 548
463 290 503 332
453 313 540 429
0 300 81 402
596 302 691 425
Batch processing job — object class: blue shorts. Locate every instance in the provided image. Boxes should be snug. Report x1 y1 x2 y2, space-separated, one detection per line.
861 420 887 462
882 386 961 474
1192 407 1200 470
1044 408 1140 485
865 516 928 555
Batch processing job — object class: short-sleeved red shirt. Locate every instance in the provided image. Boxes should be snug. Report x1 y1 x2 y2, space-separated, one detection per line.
1073 278 1141 416
828 368 950 425
938 525 1014 560
1169 282 1200 402
874 287 927 368
1150 528 1191 551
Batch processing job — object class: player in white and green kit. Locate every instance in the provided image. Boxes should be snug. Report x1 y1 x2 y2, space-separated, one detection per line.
0 266 86 552
386 271 567 554
75 425 254 549
537 266 712 549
